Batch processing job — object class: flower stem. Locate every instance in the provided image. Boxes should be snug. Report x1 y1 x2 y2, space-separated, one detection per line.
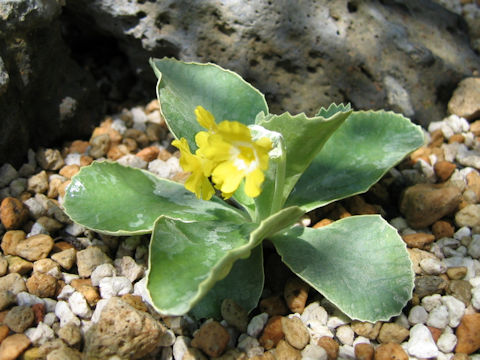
270 145 286 216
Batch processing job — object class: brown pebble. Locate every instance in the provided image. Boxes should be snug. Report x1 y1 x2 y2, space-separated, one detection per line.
1 230 25 255
15 234 54 261
453 353 471 360
191 320 230 358
0 334 31 360
284 277 309 314
107 144 130 160
432 220 455 239
312 219 334 228
259 296 288 316
26 272 58 298
402 233 435 249
51 248 76 270
7 255 33 275
446 266 468 280
121 294 148 312
136 146 160 162
427 326 442 343
91 118 122 145
448 134 465 144
259 316 284 350
399 183 462 229
317 336 339 360
27 171 49 194
67 140 90 154
124 128 149 148
52 241 75 253
59 165 80 179
345 196 380 215
281 316 309 350
351 321 382 340
410 146 431 164
377 323 409 344
122 138 138 152
274 339 301 360
456 313 480 354
0 198 29 230
0 325 10 342
4 305 34 332
31 303 45 324
355 343 374 360
57 180 71 198
374 343 408 360
145 99 159 113
220 298 248 333
80 155 93 166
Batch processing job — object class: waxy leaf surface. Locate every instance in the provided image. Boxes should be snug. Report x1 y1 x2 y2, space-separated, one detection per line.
272 215 414 322
64 161 244 235
286 111 424 212
150 57 268 149
147 206 304 315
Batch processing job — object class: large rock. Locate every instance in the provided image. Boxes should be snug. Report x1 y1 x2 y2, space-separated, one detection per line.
0 0 102 167
64 0 479 127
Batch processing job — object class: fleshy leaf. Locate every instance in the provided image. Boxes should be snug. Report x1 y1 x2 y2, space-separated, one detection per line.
254 110 351 218
63 161 245 235
150 57 268 148
272 215 414 322
316 103 352 118
286 111 424 212
190 245 264 320
147 206 304 315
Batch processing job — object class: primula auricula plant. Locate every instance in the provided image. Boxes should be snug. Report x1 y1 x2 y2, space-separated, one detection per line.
64 57 424 322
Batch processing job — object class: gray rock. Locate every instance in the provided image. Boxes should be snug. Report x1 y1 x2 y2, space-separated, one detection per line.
0 0 102 167
76 246 112 278
4 305 35 333
83 297 170 359
65 0 479 129
0 163 17 187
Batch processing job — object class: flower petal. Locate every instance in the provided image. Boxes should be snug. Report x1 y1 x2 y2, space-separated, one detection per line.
212 161 244 194
244 168 265 198
195 106 217 131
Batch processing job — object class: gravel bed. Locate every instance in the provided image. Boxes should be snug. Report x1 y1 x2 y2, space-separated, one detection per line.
1 81 480 360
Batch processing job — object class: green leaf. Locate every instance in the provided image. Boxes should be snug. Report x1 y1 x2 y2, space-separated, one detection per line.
63 161 245 235
316 103 352 118
272 215 414 322
147 206 304 315
286 111 424 212
150 57 268 148
254 110 351 217
190 245 264 320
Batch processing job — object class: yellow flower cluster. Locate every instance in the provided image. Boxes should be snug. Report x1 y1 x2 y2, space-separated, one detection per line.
172 106 272 200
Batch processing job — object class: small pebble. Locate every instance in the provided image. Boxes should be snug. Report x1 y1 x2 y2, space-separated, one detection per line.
377 322 409 344
455 313 480 354
221 298 249 333
247 312 269 338
0 334 31 360
302 344 328 360
98 276 132 298
281 316 309 350
259 316 284 350
191 320 230 358
407 323 439 358
4 305 35 332
317 336 339 360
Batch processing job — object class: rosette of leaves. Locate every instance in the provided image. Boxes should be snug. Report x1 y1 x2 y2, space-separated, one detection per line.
63 57 424 322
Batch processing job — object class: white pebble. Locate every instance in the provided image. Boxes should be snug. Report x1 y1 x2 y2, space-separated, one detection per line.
437 353 454 360
338 344 355 359
148 157 181 179
326 314 349 329
420 257 447 275
336 325 354 346
468 236 480 258
133 277 152 306
16 291 44 307
57 284 75 300
472 286 480 310
306 321 334 341
441 296 465 327
65 222 85 237
62 272 80 284
43 312 57 327
114 256 144 283
173 336 191 360
91 263 117 287
68 292 92 319
394 313 410 329
421 294 442 312
117 154 147 169
55 300 80 327
91 299 108 323
237 335 263 358
99 276 133 298
64 153 82 165
131 106 148 124
43 298 57 313
390 217 408 231
437 332 457 353
23 197 47 218
302 344 328 360
247 312 268 338
408 305 428 325
407 324 439 358
469 276 480 288
301 302 328 325
352 336 370 346
24 322 55 345
111 118 127 134
427 305 449 328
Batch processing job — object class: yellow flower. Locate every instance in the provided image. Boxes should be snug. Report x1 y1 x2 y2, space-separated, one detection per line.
173 106 272 200
171 138 215 200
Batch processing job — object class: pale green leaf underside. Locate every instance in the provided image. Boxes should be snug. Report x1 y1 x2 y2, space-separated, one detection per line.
63 161 244 235
287 111 424 212
316 103 352 118
150 57 268 149
255 110 351 215
272 215 414 322
147 206 304 315
190 245 264 320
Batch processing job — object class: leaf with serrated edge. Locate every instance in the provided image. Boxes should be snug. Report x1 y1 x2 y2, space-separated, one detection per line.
63 161 245 235
316 103 352 118
150 57 268 149
272 215 414 322
286 110 424 212
147 206 304 315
